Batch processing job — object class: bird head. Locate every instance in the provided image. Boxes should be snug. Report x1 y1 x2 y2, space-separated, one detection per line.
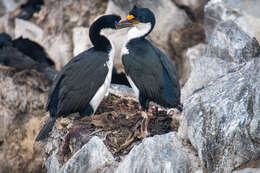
115 5 155 30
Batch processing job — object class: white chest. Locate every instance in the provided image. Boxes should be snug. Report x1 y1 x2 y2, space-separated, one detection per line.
90 46 115 112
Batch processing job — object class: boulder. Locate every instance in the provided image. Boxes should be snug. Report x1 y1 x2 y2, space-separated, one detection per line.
1 0 27 14
232 168 260 173
181 43 235 101
179 58 260 173
15 18 44 43
174 0 208 17
204 0 260 42
115 132 201 173
58 136 115 173
182 20 260 101
72 27 92 57
204 21 260 63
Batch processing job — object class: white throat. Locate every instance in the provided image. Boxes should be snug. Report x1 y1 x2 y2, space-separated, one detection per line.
127 23 151 41
100 28 116 38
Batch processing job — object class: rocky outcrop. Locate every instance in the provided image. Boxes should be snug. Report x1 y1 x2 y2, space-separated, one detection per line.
182 20 260 101
204 0 260 42
115 132 201 173
204 21 260 63
0 66 51 173
2 0 260 173
45 132 201 173
179 57 260 173
46 136 116 173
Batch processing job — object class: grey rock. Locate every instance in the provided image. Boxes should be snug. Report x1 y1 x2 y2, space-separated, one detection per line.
15 18 44 43
115 132 200 173
174 0 208 14
204 21 260 63
232 168 260 173
204 0 260 42
179 58 260 173
181 43 235 101
45 155 60 173
0 66 50 173
72 27 92 57
42 33 72 71
1 0 27 13
58 136 115 173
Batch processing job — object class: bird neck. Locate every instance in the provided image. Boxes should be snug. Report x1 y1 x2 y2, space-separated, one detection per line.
127 22 153 41
89 24 112 52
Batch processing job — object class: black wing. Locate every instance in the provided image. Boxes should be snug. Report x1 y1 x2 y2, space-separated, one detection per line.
154 46 181 101
123 39 181 108
46 48 109 117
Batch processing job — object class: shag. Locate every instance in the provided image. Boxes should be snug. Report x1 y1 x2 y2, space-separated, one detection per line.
35 14 122 141
116 6 182 137
13 37 55 67
17 0 44 20
0 33 56 80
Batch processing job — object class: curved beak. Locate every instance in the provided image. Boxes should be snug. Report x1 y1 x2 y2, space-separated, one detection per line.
115 15 140 29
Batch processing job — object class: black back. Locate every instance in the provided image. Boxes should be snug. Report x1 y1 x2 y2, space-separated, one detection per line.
123 38 181 109
13 37 55 67
46 48 109 117
0 33 12 47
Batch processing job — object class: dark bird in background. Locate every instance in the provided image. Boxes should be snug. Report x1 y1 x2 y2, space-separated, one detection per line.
16 0 44 20
35 14 122 141
0 33 56 80
116 6 182 137
13 37 55 67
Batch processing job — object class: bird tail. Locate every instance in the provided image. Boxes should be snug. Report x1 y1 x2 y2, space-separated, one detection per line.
35 116 56 141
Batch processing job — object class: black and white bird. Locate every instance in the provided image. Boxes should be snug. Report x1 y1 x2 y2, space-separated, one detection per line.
35 14 122 141
116 6 182 137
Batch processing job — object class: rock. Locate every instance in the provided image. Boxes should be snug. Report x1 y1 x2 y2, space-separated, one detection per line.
0 15 15 36
33 0 108 70
179 58 260 173
45 155 60 173
42 33 72 71
204 0 260 42
182 20 260 101
170 22 205 86
72 27 92 57
57 136 115 173
15 18 44 43
181 44 236 101
174 0 208 17
115 132 201 173
0 66 51 173
204 21 260 63
232 168 260 173
1 0 27 14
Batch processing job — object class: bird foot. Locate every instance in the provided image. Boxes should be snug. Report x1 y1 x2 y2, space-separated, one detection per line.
148 106 158 113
